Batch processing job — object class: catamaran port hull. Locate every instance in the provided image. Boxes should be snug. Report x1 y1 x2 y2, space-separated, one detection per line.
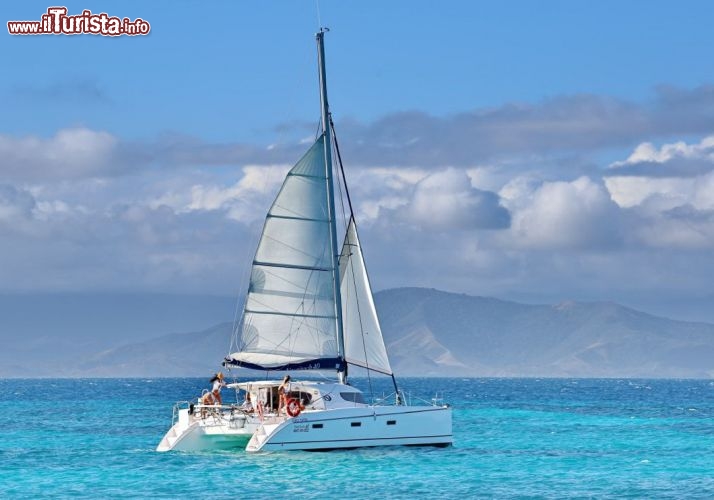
156 407 256 452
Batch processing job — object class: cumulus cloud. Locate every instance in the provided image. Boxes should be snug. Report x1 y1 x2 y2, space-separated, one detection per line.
398 168 510 230
604 133 714 212
505 176 622 249
186 165 290 221
602 136 714 250
608 134 714 178
0 128 118 181
604 176 697 210
0 189 257 294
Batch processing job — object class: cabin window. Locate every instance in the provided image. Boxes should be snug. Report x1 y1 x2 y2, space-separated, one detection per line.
350 422 362 427
340 392 365 404
387 420 396 425
312 423 323 429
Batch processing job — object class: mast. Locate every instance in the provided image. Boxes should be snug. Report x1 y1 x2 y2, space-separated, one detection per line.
316 28 347 384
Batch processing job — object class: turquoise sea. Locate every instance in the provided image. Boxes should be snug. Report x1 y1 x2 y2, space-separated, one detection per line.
2 378 713 498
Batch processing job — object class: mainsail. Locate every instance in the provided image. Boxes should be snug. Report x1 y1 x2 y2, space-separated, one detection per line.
339 218 393 376
225 135 343 371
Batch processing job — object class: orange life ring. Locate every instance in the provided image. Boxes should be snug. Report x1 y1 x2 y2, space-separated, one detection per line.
286 398 302 417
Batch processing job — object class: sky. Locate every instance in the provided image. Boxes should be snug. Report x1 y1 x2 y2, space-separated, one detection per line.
2 1 714 321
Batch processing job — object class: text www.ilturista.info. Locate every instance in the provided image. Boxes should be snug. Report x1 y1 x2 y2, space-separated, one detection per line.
8 7 150 36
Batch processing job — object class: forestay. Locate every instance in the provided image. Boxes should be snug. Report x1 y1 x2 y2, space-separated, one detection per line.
225 135 343 371
339 218 393 376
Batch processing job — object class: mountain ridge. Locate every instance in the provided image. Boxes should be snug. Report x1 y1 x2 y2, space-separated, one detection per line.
1 288 713 378
376 287 714 377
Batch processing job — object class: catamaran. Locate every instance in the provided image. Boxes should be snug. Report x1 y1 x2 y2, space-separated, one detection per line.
157 29 452 453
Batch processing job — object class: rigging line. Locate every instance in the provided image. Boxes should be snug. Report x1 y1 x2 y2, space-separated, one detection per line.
330 115 355 218
262 267 316 294
333 134 349 232
271 201 319 220
261 232 324 261
286 243 334 360
330 118 375 398
278 227 330 359
315 119 322 141
229 296 242 358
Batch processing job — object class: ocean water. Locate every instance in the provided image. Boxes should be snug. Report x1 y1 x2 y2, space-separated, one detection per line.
1 378 713 498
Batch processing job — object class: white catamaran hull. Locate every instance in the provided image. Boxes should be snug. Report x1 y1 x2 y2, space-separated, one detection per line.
247 405 452 452
157 407 258 452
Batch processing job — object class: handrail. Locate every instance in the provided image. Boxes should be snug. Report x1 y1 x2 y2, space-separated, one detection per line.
171 400 191 425
171 399 262 425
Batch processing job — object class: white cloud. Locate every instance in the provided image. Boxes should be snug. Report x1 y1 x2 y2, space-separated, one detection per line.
611 135 714 167
403 168 510 230
186 165 289 221
604 176 696 209
604 134 714 212
508 176 621 249
600 137 714 250
465 165 511 192
0 128 117 181
330 167 427 223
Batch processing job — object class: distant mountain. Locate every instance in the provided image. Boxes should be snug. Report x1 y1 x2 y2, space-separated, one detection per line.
0 292 236 378
375 288 714 378
70 322 233 378
2 288 714 378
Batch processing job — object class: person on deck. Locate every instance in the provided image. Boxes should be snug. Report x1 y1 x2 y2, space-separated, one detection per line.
240 391 253 412
277 375 291 415
209 372 225 405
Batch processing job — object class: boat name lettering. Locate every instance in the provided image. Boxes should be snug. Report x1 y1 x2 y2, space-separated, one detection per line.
295 363 321 370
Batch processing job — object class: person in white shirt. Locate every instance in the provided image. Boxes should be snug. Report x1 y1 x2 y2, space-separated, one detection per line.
240 391 253 412
209 372 225 405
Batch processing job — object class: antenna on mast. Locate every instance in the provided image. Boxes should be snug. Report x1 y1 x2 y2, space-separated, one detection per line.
315 0 322 29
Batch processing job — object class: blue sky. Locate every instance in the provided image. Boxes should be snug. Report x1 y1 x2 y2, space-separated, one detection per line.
2 1 714 321
5 1 713 139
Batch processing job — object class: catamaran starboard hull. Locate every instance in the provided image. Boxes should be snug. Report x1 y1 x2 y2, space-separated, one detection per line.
246 405 452 452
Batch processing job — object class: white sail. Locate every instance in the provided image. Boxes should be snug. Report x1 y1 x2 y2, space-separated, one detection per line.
339 218 393 375
226 135 342 371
